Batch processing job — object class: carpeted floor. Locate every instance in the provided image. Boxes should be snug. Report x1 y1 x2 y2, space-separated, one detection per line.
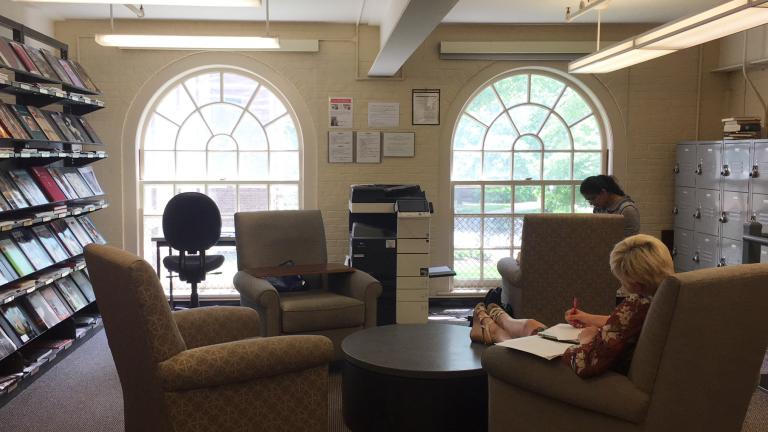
0 329 766 432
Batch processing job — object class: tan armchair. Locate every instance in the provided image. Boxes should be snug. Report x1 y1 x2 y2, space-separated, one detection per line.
483 264 768 432
496 214 625 326
84 244 333 432
233 210 382 359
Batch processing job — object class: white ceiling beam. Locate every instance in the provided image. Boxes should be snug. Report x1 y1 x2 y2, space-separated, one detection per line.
368 0 459 77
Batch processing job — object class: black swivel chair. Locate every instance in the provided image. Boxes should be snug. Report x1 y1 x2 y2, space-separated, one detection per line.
162 192 225 308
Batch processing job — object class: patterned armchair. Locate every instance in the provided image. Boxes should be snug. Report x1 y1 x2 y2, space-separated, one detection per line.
483 264 768 431
496 214 625 326
233 210 382 359
84 244 333 432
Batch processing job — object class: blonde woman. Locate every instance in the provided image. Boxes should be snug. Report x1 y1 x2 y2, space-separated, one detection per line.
471 234 674 378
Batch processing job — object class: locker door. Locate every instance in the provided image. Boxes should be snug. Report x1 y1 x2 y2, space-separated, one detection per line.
762 246 768 264
674 187 695 230
720 191 749 240
696 142 721 190
719 238 742 267
675 144 697 187
752 141 768 195
694 232 718 269
721 141 750 192
694 189 720 236
674 228 694 272
753 193 768 235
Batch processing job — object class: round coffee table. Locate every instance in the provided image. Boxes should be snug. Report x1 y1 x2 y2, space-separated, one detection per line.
341 324 487 432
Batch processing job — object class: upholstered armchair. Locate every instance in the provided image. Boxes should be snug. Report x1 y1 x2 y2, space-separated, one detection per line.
496 214 625 326
84 244 333 432
483 264 768 432
233 210 382 359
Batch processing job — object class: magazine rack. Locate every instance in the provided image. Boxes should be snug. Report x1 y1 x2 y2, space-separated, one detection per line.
0 15 108 405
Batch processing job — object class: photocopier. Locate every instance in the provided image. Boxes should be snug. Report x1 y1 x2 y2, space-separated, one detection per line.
348 184 432 325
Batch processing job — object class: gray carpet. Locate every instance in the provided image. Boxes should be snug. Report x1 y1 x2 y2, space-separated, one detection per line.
0 329 766 432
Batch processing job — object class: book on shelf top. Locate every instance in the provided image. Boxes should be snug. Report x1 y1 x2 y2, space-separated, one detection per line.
57 58 85 89
22 45 58 82
11 229 54 271
0 38 22 71
1 301 40 343
9 169 49 207
41 49 74 86
8 41 40 77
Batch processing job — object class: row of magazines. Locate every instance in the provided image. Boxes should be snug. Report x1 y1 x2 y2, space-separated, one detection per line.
0 37 100 93
0 216 106 285
0 165 103 212
0 102 102 144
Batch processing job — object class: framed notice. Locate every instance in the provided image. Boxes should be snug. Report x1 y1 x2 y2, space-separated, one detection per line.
328 131 354 163
412 89 440 125
355 132 381 163
382 132 415 157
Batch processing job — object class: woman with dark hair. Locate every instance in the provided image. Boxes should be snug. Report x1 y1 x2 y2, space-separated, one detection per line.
580 175 640 237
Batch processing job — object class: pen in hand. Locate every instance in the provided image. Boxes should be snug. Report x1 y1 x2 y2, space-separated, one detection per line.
571 296 584 328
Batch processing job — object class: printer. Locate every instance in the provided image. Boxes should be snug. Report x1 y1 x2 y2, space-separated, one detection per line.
349 185 432 325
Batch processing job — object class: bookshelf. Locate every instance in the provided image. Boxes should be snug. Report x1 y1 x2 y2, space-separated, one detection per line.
0 15 107 403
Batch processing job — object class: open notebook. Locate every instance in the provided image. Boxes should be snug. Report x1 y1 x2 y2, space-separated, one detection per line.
496 324 582 360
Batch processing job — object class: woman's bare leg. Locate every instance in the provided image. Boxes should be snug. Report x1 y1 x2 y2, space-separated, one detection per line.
488 304 546 338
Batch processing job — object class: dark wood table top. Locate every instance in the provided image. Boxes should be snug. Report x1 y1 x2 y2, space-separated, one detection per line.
244 263 355 278
341 324 486 379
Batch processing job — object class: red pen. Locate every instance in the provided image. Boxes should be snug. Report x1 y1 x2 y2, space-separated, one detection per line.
572 296 579 313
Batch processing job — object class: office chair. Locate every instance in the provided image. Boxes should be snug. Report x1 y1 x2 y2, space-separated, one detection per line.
162 192 224 308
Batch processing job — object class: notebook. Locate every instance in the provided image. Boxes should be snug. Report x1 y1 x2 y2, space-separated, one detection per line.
537 324 582 344
496 335 573 360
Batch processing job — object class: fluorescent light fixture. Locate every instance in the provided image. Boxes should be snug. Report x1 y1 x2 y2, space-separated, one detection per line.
569 0 768 74
14 0 260 5
95 34 280 50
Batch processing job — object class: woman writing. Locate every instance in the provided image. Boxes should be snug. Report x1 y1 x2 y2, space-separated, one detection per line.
580 175 640 237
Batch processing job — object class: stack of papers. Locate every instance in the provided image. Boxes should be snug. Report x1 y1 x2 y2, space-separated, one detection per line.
497 324 582 360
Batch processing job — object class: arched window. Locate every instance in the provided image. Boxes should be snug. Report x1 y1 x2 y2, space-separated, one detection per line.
140 69 301 297
451 71 606 289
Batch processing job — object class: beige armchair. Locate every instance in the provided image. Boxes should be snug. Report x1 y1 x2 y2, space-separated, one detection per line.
233 210 382 359
84 244 333 432
497 214 625 326
483 264 768 432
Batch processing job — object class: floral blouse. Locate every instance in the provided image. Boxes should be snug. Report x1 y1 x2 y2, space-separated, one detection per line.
562 294 652 378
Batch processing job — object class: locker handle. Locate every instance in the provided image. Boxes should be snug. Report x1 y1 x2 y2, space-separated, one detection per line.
718 212 728 223
673 163 680 174
717 258 727 268
693 209 701 219
720 165 730 177
749 165 759 178
692 252 700 263
671 247 678 257
672 207 679 215
695 163 703 175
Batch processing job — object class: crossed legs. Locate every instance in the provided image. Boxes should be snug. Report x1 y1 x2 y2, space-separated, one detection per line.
470 303 546 345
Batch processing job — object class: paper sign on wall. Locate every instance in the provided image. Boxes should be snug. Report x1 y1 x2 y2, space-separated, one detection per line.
329 97 353 128
382 132 415 157
355 132 381 163
368 102 400 128
328 131 354 163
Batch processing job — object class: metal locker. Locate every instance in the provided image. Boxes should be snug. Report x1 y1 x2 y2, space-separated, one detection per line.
762 246 768 264
721 141 751 192
674 187 695 230
693 232 718 269
719 238 742 267
753 193 768 234
753 141 768 195
720 191 749 240
673 228 694 272
675 144 697 188
696 142 722 190
694 189 720 236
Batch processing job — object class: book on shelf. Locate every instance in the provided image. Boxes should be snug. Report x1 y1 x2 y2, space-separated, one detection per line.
9 169 49 206
22 290 61 329
0 37 23 71
75 326 88 339
32 225 71 263
64 114 92 143
9 104 47 141
58 58 86 89
29 337 73 351
0 236 35 277
0 373 23 394
0 326 17 360
8 41 40 76
47 167 78 200
0 253 18 284
55 276 88 311
70 270 95 302
64 217 92 248
0 103 30 140
77 166 104 196
721 116 761 122
22 45 58 82
60 168 94 198
22 347 53 366
73 315 97 326
28 106 63 142
46 112 77 143
0 173 30 210
1 302 40 343
11 229 54 271
70 60 100 93
78 117 102 144
77 215 106 245
49 219 82 256
39 286 72 322
0 122 10 139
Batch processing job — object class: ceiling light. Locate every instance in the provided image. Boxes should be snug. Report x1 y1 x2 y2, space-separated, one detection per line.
569 0 768 74
14 0 260 5
94 34 280 50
